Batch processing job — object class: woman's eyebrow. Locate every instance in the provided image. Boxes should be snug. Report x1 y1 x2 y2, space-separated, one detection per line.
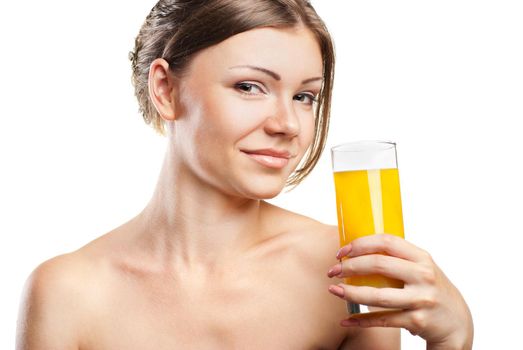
229 65 323 84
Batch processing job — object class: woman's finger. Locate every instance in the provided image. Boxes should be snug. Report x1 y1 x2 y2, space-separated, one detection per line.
337 254 421 284
329 283 424 310
343 234 431 263
340 309 428 338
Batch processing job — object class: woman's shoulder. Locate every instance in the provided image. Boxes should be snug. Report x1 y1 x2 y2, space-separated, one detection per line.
21 242 108 311
261 201 339 262
262 200 338 236
20 227 125 315
17 246 108 347
27 251 90 287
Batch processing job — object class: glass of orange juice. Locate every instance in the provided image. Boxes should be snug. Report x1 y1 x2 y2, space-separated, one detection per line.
331 140 405 316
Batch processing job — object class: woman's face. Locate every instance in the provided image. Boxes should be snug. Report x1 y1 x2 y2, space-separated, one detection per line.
170 26 323 199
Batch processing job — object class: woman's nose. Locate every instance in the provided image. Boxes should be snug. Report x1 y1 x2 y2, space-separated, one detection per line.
263 98 300 137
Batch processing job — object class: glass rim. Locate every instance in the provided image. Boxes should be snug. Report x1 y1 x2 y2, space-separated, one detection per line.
331 140 396 153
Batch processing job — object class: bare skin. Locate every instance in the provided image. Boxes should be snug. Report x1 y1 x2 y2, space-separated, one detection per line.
16 26 399 349
16 204 398 349
16 25 471 349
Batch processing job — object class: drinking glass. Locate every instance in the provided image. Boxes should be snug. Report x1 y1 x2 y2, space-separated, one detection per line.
331 140 405 316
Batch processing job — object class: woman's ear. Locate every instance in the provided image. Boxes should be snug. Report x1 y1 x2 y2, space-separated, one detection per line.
148 58 178 122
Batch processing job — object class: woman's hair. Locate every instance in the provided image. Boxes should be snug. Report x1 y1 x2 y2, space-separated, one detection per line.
129 0 335 188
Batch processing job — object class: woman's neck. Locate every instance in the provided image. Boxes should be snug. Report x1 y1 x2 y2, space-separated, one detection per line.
134 146 269 271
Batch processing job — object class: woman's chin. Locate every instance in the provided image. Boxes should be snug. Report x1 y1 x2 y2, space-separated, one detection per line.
236 178 286 200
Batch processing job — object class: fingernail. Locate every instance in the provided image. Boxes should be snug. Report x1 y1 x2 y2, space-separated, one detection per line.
341 318 359 327
327 264 342 278
328 285 345 298
336 244 352 259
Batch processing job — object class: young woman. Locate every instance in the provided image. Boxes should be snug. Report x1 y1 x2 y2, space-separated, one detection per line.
16 1 473 349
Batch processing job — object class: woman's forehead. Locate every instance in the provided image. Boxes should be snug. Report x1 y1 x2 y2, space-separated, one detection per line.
186 26 323 80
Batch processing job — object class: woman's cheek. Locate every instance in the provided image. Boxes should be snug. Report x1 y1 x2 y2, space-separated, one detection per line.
226 99 272 131
300 113 316 146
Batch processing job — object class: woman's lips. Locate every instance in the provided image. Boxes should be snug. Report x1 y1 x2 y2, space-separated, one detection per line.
241 149 291 169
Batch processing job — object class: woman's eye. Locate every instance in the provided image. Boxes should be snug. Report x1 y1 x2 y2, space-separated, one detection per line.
294 93 318 105
235 82 264 95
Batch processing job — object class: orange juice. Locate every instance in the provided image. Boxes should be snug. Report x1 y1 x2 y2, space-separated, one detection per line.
334 168 404 288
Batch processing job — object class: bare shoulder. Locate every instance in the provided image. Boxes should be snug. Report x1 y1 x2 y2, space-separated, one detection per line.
262 202 401 349
259 202 343 300
25 247 100 288
16 232 117 349
16 251 95 349
20 233 115 309
262 200 336 232
261 200 339 258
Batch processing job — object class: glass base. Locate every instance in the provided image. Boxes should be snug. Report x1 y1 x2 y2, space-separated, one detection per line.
347 301 361 314
347 302 402 319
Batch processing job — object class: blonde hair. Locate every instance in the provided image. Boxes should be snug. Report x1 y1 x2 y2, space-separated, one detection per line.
129 0 335 187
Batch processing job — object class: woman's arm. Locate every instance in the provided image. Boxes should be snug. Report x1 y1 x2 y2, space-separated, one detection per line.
328 234 474 349
16 256 81 350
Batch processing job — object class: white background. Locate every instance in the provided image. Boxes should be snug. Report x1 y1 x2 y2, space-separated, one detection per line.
1 0 522 348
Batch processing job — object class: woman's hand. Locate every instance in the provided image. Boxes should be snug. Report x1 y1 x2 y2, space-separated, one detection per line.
326 234 473 350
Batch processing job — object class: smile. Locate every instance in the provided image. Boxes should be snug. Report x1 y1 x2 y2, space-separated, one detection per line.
241 149 291 169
